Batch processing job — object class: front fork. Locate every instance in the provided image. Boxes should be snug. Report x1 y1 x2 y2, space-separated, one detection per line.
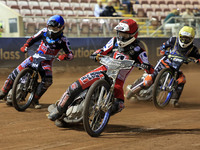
162 72 177 92
97 81 115 113
27 71 38 92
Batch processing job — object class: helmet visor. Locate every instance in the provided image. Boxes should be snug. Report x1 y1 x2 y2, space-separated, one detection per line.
117 31 130 41
48 26 62 33
180 35 192 44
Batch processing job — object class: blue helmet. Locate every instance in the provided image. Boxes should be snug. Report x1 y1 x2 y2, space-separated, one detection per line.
47 15 64 28
46 15 65 40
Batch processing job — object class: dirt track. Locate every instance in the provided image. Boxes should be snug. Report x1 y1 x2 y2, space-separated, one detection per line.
0 67 200 150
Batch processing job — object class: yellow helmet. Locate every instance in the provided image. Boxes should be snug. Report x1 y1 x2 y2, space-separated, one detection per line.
178 26 195 48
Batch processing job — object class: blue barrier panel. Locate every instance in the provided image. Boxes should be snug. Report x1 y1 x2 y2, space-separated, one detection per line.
0 37 199 68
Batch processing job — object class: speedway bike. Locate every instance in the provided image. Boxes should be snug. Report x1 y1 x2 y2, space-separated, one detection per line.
82 55 143 137
48 55 143 137
11 50 56 111
125 55 166 102
152 54 197 109
126 72 153 102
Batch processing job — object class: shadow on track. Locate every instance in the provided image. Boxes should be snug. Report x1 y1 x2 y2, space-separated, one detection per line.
103 124 200 137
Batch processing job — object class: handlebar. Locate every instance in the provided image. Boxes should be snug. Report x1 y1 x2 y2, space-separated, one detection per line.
168 54 198 64
90 54 148 70
27 50 58 61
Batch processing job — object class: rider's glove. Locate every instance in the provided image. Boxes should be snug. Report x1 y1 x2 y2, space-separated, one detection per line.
20 42 29 53
160 50 169 56
160 50 165 55
20 46 28 53
58 54 68 61
90 54 101 62
195 59 200 63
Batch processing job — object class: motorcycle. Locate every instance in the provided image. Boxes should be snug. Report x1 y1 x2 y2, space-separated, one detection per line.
126 72 153 102
125 55 166 102
48 55 143 137
152 54 197 109
9 50 56 111
82 55 146 137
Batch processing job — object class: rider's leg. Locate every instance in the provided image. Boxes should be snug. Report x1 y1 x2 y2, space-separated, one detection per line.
171 73 186 107
48 66 107 121
0 67 23 101
33 69 53 109
0 57 32 101
48 80 84 121
0 78 14 100
111 79 125 115
125 72 156 100
33 77 53 109
110 98 125 116
171 83 185 107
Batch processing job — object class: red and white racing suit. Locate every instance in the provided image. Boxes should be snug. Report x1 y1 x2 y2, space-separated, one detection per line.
57 37 154 111
1 28 73 101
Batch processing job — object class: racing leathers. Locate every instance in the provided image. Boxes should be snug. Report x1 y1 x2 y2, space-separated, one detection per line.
134 37 200 105
48 37 154 121
0 28 73 105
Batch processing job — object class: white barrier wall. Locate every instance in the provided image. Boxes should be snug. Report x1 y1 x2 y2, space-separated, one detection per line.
0 3 24 37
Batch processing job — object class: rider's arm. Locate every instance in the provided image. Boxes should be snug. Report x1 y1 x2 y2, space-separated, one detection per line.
160 37 176 55
90 37 116 61
188 46 200 63
20 29 44 53
59 37 74 61
91 37 116 56
136 49 154 74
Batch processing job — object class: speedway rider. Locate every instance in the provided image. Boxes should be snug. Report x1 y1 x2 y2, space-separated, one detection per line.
0 15 74 108
126 26 200 107
48 19 154 123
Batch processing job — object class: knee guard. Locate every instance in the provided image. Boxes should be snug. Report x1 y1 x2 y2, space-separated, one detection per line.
58 81 83 110
176 73 186 84
143 74 154 88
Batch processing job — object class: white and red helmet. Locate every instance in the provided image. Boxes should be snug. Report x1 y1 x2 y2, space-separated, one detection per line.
114 19 138 47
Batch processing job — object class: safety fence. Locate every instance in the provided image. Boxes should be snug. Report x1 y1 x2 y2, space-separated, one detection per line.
1 37 200 69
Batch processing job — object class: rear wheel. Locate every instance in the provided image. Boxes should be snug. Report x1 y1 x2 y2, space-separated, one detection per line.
12 68 37 111
83 79 111 137
153 68 174 109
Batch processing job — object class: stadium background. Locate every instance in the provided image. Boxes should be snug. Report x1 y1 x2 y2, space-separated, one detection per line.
0 37 200 68
0 0 200 149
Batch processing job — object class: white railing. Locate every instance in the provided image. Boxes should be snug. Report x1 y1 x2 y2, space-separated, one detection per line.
150 16 200 37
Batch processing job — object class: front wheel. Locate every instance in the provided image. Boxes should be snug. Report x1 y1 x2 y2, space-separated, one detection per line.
83 79 111 137
153 68 174 109
12 68 36 111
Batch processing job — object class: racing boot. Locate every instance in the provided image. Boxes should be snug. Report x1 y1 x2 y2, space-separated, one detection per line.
6 89 13 106
170 83 184 108
110 98 125 116
171 99 180 108
48 105 64 121
54 119 67 128
0 90 6 100
32 95 42 109
0 78 14 101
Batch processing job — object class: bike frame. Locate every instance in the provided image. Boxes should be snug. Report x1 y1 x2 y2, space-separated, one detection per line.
97 56 136 112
